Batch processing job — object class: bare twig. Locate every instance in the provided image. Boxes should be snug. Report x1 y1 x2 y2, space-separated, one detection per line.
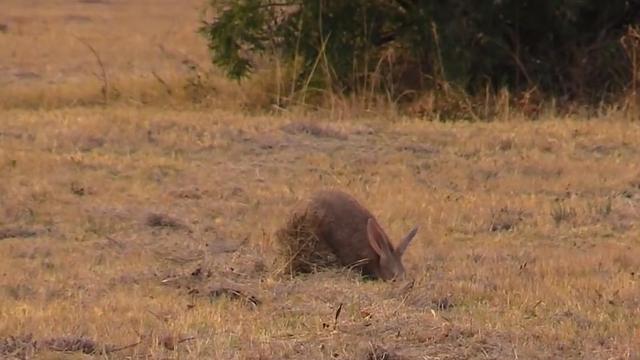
75 36 110 104
105 235 125 249
333 303 343 329
151 70 173 95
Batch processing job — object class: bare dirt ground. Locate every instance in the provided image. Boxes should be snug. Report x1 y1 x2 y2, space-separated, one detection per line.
1 1 640 359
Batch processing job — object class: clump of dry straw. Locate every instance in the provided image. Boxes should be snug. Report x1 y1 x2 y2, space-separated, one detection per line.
274 208 339 276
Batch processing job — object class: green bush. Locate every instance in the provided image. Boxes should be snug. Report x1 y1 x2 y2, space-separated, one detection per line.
199 0 639 104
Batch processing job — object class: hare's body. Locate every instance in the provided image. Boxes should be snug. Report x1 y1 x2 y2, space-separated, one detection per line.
304 190 379 275
297 190 418 280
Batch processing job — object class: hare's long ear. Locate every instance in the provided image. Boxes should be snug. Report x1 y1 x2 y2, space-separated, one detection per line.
367 218 393 259
395 226 418 257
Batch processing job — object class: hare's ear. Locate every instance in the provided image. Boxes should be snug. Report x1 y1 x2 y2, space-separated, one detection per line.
367 218 393 259
396 226 418 257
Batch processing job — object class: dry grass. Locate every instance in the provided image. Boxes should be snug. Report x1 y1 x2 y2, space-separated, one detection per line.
1 107 639 359
1 1 640 359
274 207 341 277
0 0 251 109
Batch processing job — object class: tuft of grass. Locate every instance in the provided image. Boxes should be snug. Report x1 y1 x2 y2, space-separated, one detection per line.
551 202 578 226
273 208 340 276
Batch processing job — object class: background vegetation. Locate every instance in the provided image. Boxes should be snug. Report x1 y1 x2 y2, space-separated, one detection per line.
202 0 640 119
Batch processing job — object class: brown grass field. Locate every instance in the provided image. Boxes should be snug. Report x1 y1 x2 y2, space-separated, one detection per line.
1 1 640 359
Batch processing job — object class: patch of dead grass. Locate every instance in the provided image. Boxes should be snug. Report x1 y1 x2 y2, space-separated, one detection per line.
2 108 639 358
274 207 341 276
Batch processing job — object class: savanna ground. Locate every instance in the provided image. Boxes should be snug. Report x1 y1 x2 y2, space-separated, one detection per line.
1 1 640 359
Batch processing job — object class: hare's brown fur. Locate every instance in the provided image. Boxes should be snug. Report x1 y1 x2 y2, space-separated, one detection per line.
288 189 418 280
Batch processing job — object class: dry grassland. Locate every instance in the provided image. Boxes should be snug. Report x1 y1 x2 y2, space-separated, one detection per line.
0 0 248 109
1 1 640 359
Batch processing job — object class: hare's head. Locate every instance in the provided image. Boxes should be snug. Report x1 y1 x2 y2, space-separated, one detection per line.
366 218 418 281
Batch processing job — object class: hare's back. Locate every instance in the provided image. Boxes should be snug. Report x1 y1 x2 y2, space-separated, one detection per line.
309 190 373 224
307 190 377 265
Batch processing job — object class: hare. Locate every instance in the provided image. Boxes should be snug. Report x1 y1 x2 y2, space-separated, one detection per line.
296 189 418 281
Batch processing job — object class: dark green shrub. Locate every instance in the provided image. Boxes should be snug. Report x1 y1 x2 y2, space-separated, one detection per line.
199 0 640 105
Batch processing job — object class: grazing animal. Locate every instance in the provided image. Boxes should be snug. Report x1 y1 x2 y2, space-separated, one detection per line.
295 189 418 281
